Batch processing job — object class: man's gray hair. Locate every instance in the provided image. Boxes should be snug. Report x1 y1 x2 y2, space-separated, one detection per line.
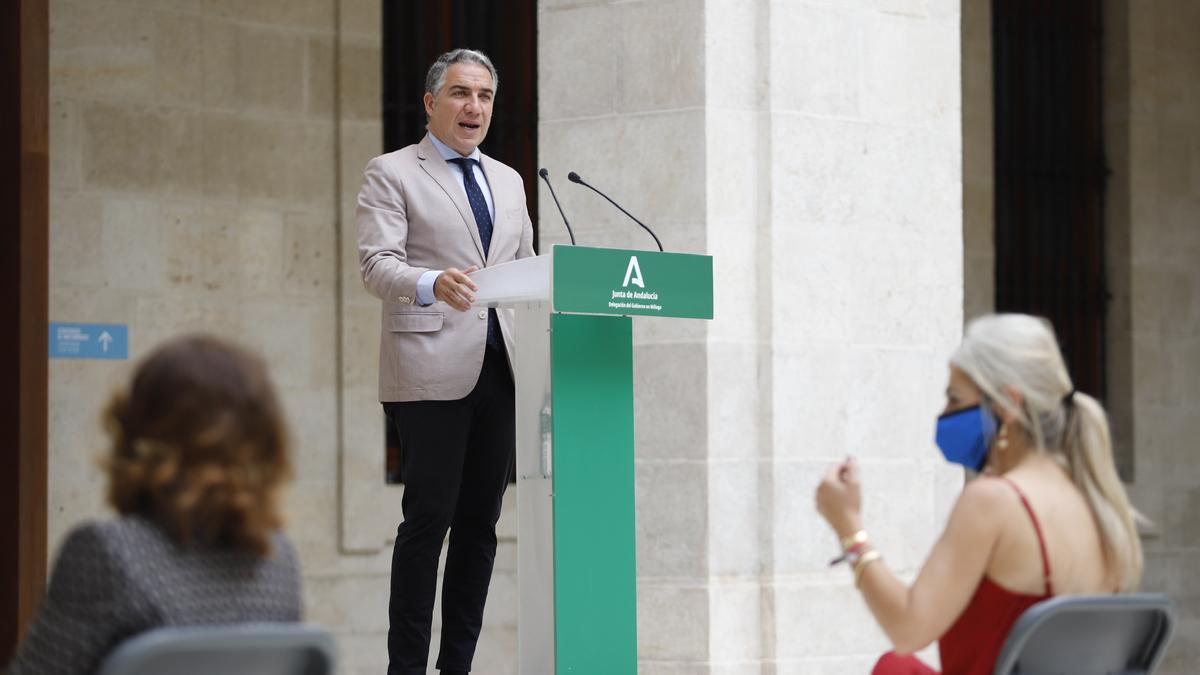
425 48 499 96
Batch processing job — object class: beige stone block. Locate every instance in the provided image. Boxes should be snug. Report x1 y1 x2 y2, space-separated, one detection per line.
341 303 382 388
154 12 204 104
1164 485 1200 549
49 191 105 288
772 581 892 660
341 437 405 553
705 0 764 109
770 3 861 116
771 345 851 457
705 344 761 462
208 0 335 32
637 583 709 661
708 460 761 574
200 18 238 107
704 108 760 225
777 655 905 675
102 197 167 291
771 225 961 350
1156 113 1196 198
480 568 518 628
864 0 934 18
307 37 335 118
463 625 517 675
339 42 382 122
538 4 616 120
859 12 960 127
82 102 205 195
204 115 335 205
235 27 307 112
282 211 337 294
282 388 339 484
239 300 323 389
304 571 390 632
328 632 389 675
539 111 706 229
704 223 756 343
339 0 382 41
282 480 340 558
132 294 243 357
199 113 243 198
615 0 705 114
48 287 138 336
633 343 708 461
636 461 708 578
1155 0 1200 55
50 98 80 191
843 348 948 461
708 580 761 662
771 460 845 573
50 0 155 100
162 201 242 291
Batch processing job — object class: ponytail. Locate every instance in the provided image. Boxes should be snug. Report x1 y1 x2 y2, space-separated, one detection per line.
1060 392 1142 590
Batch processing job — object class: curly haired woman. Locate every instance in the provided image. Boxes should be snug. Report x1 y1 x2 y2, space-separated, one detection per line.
6 335 302 675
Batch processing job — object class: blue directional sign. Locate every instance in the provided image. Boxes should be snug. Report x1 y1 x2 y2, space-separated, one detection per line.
49 323 129 360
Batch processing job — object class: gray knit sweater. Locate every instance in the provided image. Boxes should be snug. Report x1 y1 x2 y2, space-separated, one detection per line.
4 517 302 675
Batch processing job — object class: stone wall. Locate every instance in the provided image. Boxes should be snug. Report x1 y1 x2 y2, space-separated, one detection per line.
1111 1 1200 671
47 2 408 674
961 2 1200 671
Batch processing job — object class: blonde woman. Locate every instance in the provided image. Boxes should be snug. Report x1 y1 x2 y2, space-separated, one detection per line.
816 314 1141 675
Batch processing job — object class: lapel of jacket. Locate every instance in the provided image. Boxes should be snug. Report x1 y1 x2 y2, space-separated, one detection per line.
479 153 507 267
416 134 486 265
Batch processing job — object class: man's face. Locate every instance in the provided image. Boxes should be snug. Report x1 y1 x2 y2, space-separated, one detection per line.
424 63 494 156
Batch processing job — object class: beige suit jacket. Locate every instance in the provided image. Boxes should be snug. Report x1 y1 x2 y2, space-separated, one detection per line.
356 134 535 402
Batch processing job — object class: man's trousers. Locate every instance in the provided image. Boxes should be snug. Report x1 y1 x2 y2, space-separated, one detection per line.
383 346 515 675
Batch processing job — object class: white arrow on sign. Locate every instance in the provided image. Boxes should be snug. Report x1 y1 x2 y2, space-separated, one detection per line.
99 331 113 352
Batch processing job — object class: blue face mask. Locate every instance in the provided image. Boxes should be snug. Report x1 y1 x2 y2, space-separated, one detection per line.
935 405 997 471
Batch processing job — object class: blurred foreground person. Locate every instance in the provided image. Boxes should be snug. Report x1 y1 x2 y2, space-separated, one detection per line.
816 314 1142 675
5 335 302 675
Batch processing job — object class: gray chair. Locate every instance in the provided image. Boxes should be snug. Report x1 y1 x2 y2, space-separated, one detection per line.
96 623 336 675
993 594 1176 675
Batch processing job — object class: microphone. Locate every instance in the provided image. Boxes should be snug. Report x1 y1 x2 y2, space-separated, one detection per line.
538 168 576 245
567 171 664 252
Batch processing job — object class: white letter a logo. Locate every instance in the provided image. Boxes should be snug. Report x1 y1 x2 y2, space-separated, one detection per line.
623 256 645 288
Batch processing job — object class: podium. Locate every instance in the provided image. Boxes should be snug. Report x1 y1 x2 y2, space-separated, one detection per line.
470 245 713 674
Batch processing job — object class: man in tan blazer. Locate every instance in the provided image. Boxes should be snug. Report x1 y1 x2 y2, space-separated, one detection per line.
356 48 534 675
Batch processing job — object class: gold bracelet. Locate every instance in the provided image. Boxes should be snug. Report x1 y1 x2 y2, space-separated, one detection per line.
853 550 882 585
841 530 868 551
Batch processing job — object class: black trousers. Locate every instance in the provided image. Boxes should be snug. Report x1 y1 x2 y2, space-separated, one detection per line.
384 346 515 675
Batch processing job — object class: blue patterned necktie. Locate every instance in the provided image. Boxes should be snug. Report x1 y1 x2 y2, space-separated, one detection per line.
448 157 502 352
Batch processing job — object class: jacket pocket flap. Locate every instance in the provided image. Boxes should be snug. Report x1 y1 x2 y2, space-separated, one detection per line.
389 312 443 333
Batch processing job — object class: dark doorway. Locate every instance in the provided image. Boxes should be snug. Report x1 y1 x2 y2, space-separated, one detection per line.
381 1 538 239
380 1 538 484
992 0 1107 402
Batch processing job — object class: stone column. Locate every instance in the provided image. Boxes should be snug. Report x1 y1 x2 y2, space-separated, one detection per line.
540 0 964 672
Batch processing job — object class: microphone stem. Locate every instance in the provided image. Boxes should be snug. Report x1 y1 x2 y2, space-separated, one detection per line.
577 180 664 252
540 174 576 245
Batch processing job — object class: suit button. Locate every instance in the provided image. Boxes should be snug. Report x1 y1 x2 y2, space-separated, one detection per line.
477 310 487 320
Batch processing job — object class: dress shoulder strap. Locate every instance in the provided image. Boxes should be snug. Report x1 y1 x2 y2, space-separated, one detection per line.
997 476 1054 596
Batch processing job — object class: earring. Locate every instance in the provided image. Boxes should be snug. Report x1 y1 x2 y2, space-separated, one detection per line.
997 424 1009 450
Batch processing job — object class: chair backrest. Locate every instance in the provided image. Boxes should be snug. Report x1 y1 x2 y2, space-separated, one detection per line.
993 594 1176 675
96 623 336 675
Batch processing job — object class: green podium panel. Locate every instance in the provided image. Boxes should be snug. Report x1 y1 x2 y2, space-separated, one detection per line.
550 313 637 673
475 245 711 674
553 246 714 319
